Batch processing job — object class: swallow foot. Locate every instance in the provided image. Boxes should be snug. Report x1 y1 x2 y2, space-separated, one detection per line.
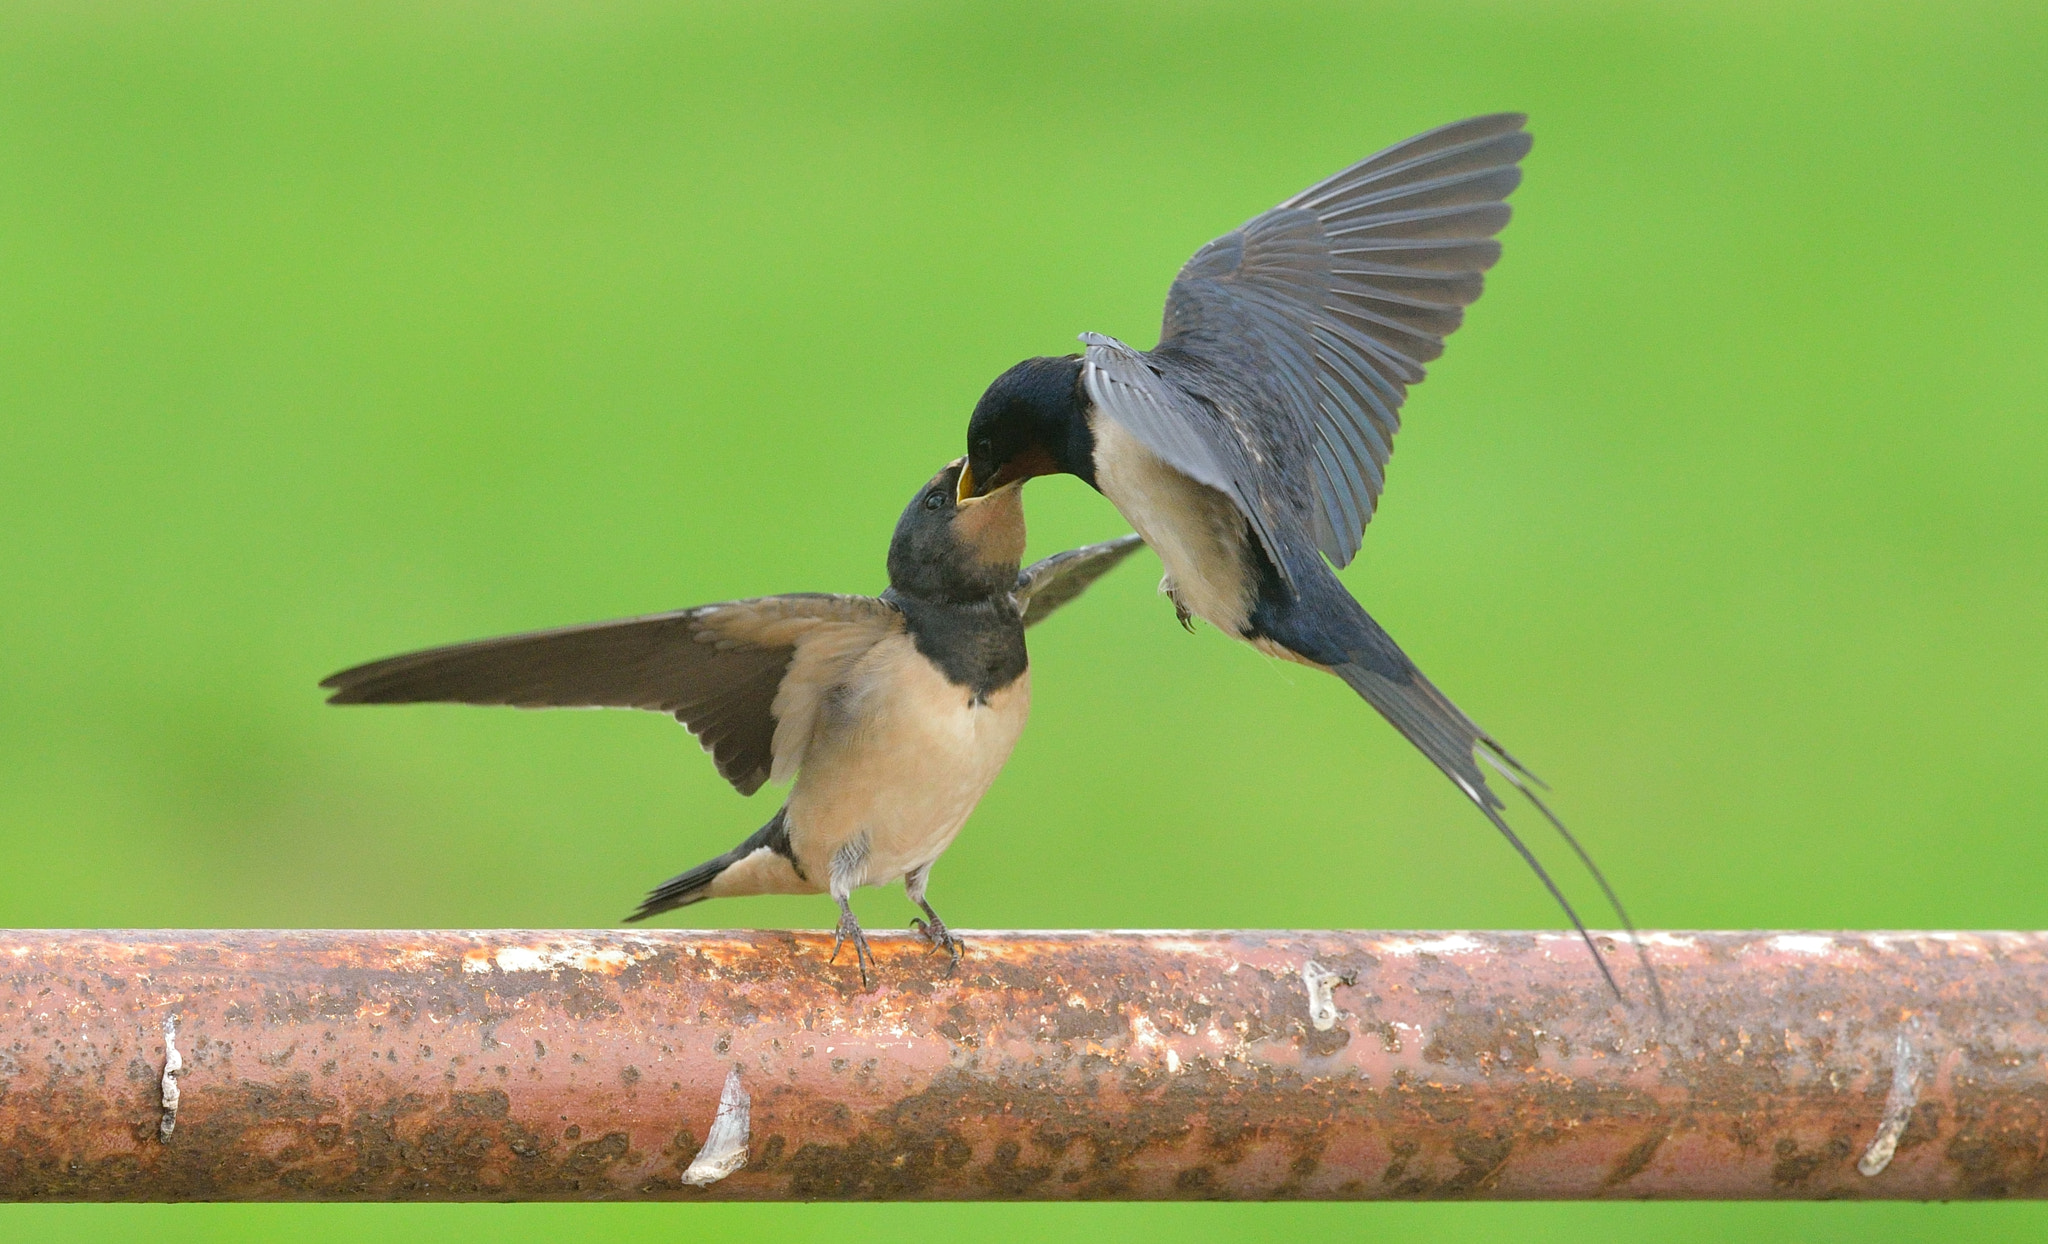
911 901 964 973
1157 574 1197 632
829 899 876 990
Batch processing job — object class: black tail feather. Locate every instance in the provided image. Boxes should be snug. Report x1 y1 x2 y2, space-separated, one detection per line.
1272 562 1658 1012
1481 748 1670 1020
1462 775 1623 1001
624 808 790 923
1326 645 1663 1012
623 848 744 923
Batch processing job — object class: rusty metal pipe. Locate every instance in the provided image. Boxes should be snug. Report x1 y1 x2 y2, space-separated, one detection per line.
2 929 2044 1201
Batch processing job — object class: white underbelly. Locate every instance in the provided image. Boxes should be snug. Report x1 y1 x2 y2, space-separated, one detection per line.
786 636 1029 890
1091 412 1255 635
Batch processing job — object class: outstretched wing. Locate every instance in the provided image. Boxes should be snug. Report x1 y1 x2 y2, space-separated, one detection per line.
1013 533 1145 628
1084 113 1530 573
321 594 901 796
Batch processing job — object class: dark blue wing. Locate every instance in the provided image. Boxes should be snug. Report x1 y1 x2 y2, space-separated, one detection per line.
1086 114 1530 570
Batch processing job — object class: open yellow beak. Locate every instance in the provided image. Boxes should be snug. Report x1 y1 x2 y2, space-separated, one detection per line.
954 462 1022 509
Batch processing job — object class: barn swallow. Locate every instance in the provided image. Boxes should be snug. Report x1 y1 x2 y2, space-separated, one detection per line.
322 461 1143 987
958 114 1660 1008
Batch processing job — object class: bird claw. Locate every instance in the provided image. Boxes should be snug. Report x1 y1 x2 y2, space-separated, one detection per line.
910 913 964 975
829 907 876 990
1160 574 1196 632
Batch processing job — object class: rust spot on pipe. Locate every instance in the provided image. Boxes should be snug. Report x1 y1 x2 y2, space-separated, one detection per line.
0 929 2045 1200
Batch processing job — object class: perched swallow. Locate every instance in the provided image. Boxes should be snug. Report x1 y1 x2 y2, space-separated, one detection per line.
958 114 1658 1007
322 461 1142 987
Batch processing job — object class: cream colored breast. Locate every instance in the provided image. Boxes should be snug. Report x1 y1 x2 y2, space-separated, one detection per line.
1090 413 1255 636
784 633 1029 888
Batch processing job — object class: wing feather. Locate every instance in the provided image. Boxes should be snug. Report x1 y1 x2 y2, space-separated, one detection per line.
321 594 900 796
1013 534 1146 629
1083 113 1529 571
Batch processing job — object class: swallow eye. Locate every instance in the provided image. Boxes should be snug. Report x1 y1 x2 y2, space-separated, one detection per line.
924 490 945 511
975 437 994 458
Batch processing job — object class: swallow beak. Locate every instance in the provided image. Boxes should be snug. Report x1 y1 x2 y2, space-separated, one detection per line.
961 445 1057 505
957 477 1021 508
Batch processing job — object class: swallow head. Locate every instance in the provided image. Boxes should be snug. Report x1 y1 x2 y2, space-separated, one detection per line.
961 354 1094 501
889 459 1025 603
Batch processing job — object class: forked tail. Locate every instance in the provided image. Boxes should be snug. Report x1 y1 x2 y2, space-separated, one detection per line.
1331 655 1664 1016
1256 563 1665 1015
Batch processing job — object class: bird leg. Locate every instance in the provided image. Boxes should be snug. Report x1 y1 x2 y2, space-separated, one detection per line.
828 896 875 990
1161 575 1196 632
909 897 964 972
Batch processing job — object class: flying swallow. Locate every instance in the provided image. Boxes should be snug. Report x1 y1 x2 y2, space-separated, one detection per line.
957 114 1660 1008
322 461 1143 987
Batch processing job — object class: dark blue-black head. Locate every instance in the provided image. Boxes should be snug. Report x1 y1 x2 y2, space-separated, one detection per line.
887 459 1027 604
960 355 1094 500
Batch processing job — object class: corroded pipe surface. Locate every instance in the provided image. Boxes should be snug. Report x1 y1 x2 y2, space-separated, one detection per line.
1 929 2044 1201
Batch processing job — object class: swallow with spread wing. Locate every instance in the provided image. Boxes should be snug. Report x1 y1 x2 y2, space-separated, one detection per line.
322 460 1142 987
957 114 1659 1009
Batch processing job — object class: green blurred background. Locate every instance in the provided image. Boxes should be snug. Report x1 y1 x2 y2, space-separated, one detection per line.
3 0 2045 1238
